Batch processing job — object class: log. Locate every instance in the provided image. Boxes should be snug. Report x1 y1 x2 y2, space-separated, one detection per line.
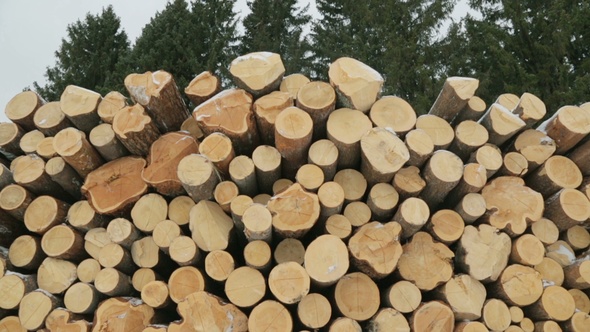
561 225 590 251
18 290 62 330
167 195 194 227
0 184 34 221
84 227 112 260
0 163 13 189
224 266 266 308
510 233 545 266
280 73 310 100
267 183 320 238
273 238 305 265
480 176 544 236
275 106 313 178
482 299 511 331
297 293 332 330
198 132 234 178
468 143 503 178
359 127 409 186
229 155 258 197
45 157 83 200
384 280 422 314
8 235 45 270
36 137 57 160
81 156 147 216
404 129 434 168
498 151 529 177
419 150 464 208
526 155 582 198
169 291 248 332
530 217 559 245
230 195 253 234
248 300 292 332
544 189 590 231
333 168 367 203
334 272 380 321
0 122 24 160
12 154 66 199
178 154 220 202
348 221 403 279
194 88 258 155
184 71 221 106
63 282 102 314
324 214 352 240
455 224 511 283
132 268 161 293
41 224 85 261
425 209 465 245
130 193 168 234
169 235 200 266
131 236 171 270
97 91 127 123
24 195 69 234
213 181 239 213
106 218 141 249
0 272 37 310
479 103 525 146
308 139 339 181
53 127 105 178
526 285 575 322
5 90 44 131
124 70 190 132
295 164 324 192
304 234 349 287
533 321 562 332
510 306 525 324
564 312 590 332
251 145 281 194
409 301 455 332
568 139 590 176
189 200 234 252
510 129 556 171
88 123 129 162
98 243 135 275
326 108 373 169
367 308 411 332
343 201 371 227
563 259 590 289
392 166 426 200
329 317 362 332
272 178 293 195
434 274 486 320
416 114 455 150
204 250 235 283
444 163 487 207
429 76 479 121
366 182 399 222
546 240 576 267
77 258 101 284
95 267 133 296
93 297 156 332
19 129 44 155
454 192 486 223
252 91 293 145
370 95 416 137
59 85 102 133
452 96 487 124
538 105 590 154
512 92 546 128
229 52 285 98
328 57 383 113
33 101 72 137
37 257 78 294
45 308 91 332
268 261 310 304
180 116 204 140
242 204 272 243
534 257 565 287
489 264 543 306
67 200 108 233
141 280 170 309
296 81 336 139
449 120 488 161
0 316 26 332
112 104 161 156
152 219 182 253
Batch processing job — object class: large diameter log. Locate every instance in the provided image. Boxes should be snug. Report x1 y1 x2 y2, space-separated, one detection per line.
9 235 45 270
68 200 109 233
169 291 248 332
510 233 545 266
64 282 102 315
45 157 83 200
33 101 72 137
5 90 44 131
429 76 479 121
89 123 129 161
268 261 310 305
194 89 259 155
248 300 292 332
510 129 556 171
327 108 373 169
59 85 102 133
184 71 221 107
304 234 349 287
416 114 455 150
224 266 266 308
189 200 234 252
525 285 575 322
93 297 156 332
53 127 104 177
97 91 127 123
526 155 582 198
125 70 190 132
419 150 464 208
530 217 559 245
296 81 336 139
112 104 161 156
544 189 590 230
334 272 380 322
41 224 85 261
274 106 313 178
452 95 487 124
455 224 511 283
45 308 91 332
348 221 403 279
370 95 416 137
18 290 62 330
0 122 24 159
480 176 544 236
168 266 206 304
434 274 486 320
328 57 384 113
489 264 543 306
479 103 526 146
37 257 78 294
0 273 37 310
253 91 293 145
449 120 489 161
229 52 285 98
24 195 69 234
360 127 409 186
267 183 320 238
410 301 455 332
81 156 148 216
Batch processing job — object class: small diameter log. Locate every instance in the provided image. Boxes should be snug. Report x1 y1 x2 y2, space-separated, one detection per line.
184 71 221 106
334 272 380 322
229 155 258 197
97 91 127 123
489 264 543 306
392 197 429 239
181 115 204 141
360 127 409 186
328 57 383 113
198 133 234 179
59 85 101 133
37 257 78 294
106 217 140 249
204 250 235 283
494 93 519 110
252 145 281 194
77 258 101 284
512 92 546 128
530 217 559 245
45 157 83 200
325 214 352 240
454 193 487 224
410 301 455 332
167 267 205 303
131 193 168 234
368 308 410 332
326 108 373 169
64 282 102 314
230 195 253 234
304 234 349 287
45 308 92 331
564 312 590 332
24 195 69 234
370 95 416 137
342 201 371 227
308 139 339 181
468 144 503 179
194 88 258 155
152 219 182 253
534 257 565 287
82 156 148 216
275 106 313 179
18 290 62 330
268 262 310 305
0 273 37 310
95 267 133 296
452 96 487 124
434 274 486 321
544 189 590 231
274 238 305 265
169 236 200 266
169 291 248 332
546 240 576 267
68 200 109 233
141 280 171 309
89 123 129 161
53 127 104 178
348 221 403 279
525 285 576 322
329 317 362 331
498 151 529 177
482 299 511 331
131 236 171 270
429 76 479 121
252 91 293 145
248 300 292 332
168 195 194 227
214 181 239 213
84 228 112 260
5 90 44 130
404 129 434 168
280 73 311 100
296 164 324 192
272 178 293 195
425 209 465 245
366 182 399 222
267 183 320 238
333 168 367 203
444 163 487 207
393 166 426 200
479 103 526 147
416 114 455 150
0 122 24 160
455 224 511 283
526 155 582 198
384 280 422 314
538 105 590 154
224 266 266 308
449 120 488 161
510 233 545 266
98 243 135 275
33 101 72 136
189 200 234 252
12 154 64 199
296 81 336 139
93 297 156 332
0 184 34 221
36 137 57 159
480 176 544 236
112 104 161 157
229 52 285 97
177 154 220 202
0 163 13 189
510 129 556 171
242 203 272 243
19 129 44 155
419 150 464 208
298 293 332 330
41 224 85 261
563 259 590 289
561 225 590 251
9 235 45 270
510 306 525 323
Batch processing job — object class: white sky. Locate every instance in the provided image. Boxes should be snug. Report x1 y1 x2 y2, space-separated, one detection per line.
0 0 469 122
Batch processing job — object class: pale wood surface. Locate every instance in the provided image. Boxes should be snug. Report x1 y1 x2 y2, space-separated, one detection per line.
328 57 383 112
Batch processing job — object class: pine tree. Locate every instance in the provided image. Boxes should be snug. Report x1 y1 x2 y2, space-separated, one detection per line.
33 6 130 100
240 0 312 74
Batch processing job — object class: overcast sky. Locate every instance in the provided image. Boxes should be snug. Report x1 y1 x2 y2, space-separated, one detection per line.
0 0 469 122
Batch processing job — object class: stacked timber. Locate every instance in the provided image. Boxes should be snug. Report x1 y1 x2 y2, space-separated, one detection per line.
0 51 589 332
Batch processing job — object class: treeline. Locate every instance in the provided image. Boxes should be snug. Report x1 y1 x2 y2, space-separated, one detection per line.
33 0 590 115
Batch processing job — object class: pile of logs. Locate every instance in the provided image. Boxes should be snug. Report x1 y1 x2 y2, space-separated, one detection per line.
0 51 590 332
